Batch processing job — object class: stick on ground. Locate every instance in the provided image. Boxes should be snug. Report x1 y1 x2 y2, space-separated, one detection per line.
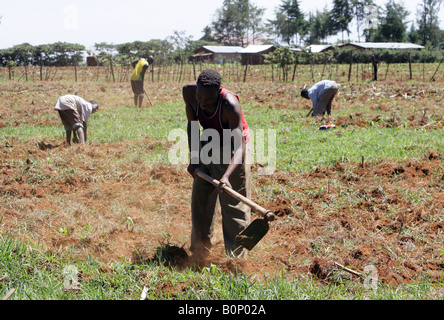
334 262 362 278
2 289 16 300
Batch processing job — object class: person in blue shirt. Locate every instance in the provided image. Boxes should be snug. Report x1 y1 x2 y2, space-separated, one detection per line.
301 80 339 116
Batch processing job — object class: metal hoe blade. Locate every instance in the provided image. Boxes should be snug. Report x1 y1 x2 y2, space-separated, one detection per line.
195 170 275 251
235 218 270 250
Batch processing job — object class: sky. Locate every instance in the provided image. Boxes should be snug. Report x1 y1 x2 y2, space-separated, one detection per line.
0 0 442 51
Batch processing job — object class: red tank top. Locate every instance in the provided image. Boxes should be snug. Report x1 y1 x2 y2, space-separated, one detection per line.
196 88 250 143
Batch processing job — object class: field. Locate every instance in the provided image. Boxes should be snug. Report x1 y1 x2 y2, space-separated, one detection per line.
0 63 443 301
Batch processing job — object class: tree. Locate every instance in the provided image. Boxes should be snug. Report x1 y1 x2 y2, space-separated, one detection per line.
329 0 353 42
247 3 266 45
116 40 174 65
211 0 238 45
49 42 85 66
265 11 291 44
416 0 443 48
9 43 35 66
263 46 296 81
168 30 193 64
94 42 117 56
369 0 410 42
408 23 420 43
233 0 250 46
200 26 216 42
0 42 86 69
33 44 50 66
306 7 331 44
351 0 376 42
210 0 265 46
268 0 307 45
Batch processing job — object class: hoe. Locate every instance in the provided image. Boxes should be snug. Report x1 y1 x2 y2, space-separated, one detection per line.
196 170 275 251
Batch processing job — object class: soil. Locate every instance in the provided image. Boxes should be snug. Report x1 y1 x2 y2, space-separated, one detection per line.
0 80 443 288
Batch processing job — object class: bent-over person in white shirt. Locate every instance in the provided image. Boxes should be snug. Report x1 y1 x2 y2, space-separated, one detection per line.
54 95 99 144
301 80 339 116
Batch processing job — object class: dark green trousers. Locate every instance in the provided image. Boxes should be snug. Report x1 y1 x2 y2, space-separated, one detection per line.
190 142 251 258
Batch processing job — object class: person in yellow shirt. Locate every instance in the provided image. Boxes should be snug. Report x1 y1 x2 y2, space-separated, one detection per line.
130 56 154 108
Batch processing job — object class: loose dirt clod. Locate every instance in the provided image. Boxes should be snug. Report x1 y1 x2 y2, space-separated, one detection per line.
152 244 189 268
309 260 332 281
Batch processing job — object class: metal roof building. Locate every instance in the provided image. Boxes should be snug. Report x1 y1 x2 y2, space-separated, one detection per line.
199 46 244 53
338 42 425 50
190 46 244 63
306 44 334 53
191 45 276 64
239 45 276 65
239 45 275 53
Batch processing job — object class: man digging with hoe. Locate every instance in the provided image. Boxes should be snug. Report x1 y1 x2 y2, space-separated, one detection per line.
130 56 154 109
182 69 252 259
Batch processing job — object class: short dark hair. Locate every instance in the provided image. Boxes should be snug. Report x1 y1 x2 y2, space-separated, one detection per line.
90 100 99 111
301 89 309 98
197 69 221 89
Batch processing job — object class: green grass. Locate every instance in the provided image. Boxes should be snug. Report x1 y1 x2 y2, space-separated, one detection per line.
0 125 61 140
244 104 443 172
1 233 441 300
91 101 185 143
0 101 185 143
2 101 442 172
279 125 443 171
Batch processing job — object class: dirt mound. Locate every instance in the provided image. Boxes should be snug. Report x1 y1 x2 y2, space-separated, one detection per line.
150 164 186 183
267 198 293 217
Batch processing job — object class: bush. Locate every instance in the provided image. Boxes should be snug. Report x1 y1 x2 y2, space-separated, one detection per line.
329 48 443 64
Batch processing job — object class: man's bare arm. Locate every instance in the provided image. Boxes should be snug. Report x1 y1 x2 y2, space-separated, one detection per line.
220 93 246 188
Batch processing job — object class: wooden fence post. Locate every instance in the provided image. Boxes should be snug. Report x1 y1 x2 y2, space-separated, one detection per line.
243 60 249 83
178 59 184 83
40 56 43 81
310 57 315 82
109 57 115 83
348 50 353 81
372 54 378 81
292 54 298 82
74 60 78 82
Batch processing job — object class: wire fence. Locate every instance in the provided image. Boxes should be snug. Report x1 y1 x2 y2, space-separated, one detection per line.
0 61 442 84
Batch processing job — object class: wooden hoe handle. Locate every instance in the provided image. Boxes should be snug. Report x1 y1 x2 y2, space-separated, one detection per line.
195 170 275 222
